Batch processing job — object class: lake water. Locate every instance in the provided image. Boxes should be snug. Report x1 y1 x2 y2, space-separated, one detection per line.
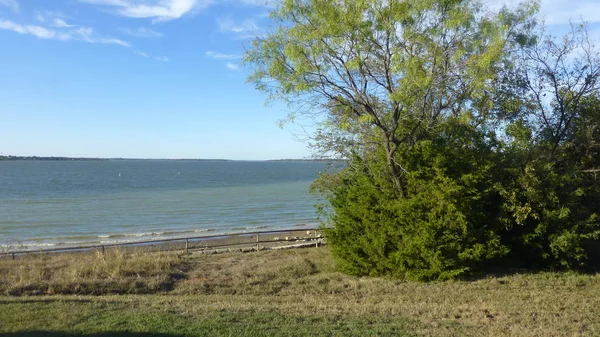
0 160 331 250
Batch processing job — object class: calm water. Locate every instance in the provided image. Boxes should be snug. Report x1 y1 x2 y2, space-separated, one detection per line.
0 160 330 250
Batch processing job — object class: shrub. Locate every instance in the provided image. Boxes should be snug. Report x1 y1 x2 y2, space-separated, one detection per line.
324 122 509 281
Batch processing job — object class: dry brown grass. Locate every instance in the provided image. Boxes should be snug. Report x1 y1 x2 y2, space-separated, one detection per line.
0 249 185 295
175 247 331 295
1 247 599 336
171 248 600 336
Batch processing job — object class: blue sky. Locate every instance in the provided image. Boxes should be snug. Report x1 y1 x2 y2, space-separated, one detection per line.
0 0 599 159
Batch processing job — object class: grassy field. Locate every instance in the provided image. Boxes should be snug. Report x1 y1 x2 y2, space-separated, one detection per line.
1 247 599 336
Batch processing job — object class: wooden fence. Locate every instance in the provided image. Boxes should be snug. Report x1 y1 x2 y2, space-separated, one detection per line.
1 228 326 260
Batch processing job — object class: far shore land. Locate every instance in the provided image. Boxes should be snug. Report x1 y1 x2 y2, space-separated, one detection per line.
2 228 325 258
0 155 343 162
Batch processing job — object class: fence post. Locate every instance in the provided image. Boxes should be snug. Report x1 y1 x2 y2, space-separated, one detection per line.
12 252 15 260
185 239 189 254
102 245 105 255
256 233 260 251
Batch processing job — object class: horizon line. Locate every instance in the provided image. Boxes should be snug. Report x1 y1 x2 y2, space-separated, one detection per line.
0 155 341 161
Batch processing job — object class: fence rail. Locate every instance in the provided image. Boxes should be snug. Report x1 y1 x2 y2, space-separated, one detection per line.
2 228 326 260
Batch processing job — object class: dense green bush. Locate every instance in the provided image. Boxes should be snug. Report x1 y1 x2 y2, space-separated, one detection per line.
325 122 510 281
495 98 600 270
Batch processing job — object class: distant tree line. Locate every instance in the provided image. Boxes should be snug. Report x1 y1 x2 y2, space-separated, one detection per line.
0 155 108 161
247 0 600 280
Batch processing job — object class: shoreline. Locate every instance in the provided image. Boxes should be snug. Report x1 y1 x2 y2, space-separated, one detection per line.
2 227 325 257
1 223 321 251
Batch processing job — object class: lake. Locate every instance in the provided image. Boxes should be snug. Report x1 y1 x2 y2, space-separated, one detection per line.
0 160 332 250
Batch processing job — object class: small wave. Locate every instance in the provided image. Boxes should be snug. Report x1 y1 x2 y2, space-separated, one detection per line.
132 232 165 237
27 243 58 247
100 239 138 245
252 225 269 229
162 230 196 236
194 228 215 233
227 225 271 233
99 232 165 239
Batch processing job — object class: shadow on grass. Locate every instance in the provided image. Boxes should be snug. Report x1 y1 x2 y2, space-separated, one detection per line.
0 298 99 305
0 333 181 337
459 263 600 282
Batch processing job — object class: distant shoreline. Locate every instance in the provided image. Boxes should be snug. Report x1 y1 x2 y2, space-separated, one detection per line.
0 155 109 161
0 155 343 162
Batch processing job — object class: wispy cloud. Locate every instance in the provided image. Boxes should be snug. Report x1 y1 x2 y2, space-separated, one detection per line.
541 0 600 25
206 51 241 70
137 50 169 62
205 51 241 60
0 15 172 62
52 18 77 28
0 19 129 46
486 0 600 25
226 62 240 70
72 27 130 46
35 11 70 24
217 17 263 39
121 26 164 38
0 20 56 39
0 0 18 12
238 0 275 7
135 50 149 58
80 0 212 22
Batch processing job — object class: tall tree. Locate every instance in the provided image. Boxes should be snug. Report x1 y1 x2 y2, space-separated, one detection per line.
247 0 540 280
496 22 600 269
246 0 536 197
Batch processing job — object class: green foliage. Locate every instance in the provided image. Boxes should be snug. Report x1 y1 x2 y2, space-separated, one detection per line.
247 0 600 280
325 121 510 281
495 95 600 269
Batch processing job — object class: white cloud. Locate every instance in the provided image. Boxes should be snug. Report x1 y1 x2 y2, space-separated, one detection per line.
540 0 600 25
121 26 164 38
206 51 241 69
0 0 18 12
35 12 75 28
217 17 263 39
80 0 212 22
484 0 600 25
0 19 129 46
135 50 169 62
72 27 130 46
226 62 240 70
205 51 241 60
53 18 77 28
238 0 275 7
0 20 57 39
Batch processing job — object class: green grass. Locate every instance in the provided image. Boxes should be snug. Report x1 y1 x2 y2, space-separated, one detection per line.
0 296 416 336
1 247 600 336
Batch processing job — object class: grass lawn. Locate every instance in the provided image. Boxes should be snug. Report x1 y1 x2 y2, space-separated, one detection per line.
1 247 599 336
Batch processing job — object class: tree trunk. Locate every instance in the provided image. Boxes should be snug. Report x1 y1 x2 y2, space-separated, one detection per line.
385 144 406 198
